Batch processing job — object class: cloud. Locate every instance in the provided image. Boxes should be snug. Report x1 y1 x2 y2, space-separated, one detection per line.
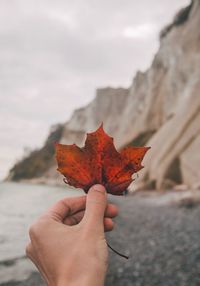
0 0 190 179
123 23 158 39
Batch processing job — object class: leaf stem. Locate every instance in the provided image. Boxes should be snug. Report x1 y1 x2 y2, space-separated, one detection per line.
107 242 129 259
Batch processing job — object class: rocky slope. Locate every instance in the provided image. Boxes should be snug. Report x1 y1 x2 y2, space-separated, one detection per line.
8 0 200 190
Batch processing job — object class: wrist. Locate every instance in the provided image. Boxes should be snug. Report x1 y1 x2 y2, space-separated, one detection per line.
56 268 105 286
57 277 105 286
57 274 105 286
56 254 107 286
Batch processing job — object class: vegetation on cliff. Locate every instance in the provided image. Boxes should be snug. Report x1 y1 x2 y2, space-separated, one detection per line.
8 124 63 181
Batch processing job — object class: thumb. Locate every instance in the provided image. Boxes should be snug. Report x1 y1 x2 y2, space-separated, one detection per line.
83 184 107 232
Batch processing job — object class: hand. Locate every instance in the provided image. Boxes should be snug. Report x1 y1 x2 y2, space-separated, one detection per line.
26 184 118 286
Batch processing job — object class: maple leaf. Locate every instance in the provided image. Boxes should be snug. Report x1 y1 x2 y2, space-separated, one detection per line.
55 124 150 195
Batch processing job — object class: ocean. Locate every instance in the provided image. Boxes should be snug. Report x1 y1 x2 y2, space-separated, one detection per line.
0 182 82 262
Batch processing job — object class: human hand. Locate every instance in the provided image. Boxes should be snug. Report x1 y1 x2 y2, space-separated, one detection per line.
26 184 118 286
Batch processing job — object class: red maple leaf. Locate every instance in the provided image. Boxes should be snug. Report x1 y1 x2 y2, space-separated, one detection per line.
55 124 150 195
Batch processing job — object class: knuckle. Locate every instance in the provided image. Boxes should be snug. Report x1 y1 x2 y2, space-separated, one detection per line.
28 224 36 238
87 199 104 208
25 243 32 257
28 216 48 239
105 224 114 232
28 221 41 239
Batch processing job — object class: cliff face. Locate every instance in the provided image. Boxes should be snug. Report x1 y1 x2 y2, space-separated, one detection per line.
8 0 200 190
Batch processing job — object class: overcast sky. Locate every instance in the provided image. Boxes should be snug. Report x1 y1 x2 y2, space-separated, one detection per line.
0 0 189 180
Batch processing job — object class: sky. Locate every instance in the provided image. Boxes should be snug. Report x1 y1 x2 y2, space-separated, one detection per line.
0 0 190 180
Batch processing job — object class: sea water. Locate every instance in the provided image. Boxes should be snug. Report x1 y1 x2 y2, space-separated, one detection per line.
0 182 82 262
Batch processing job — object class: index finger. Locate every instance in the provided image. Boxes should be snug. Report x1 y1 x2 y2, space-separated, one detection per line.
43 195 86 222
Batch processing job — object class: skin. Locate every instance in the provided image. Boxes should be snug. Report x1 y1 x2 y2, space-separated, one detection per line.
26 184 118 286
